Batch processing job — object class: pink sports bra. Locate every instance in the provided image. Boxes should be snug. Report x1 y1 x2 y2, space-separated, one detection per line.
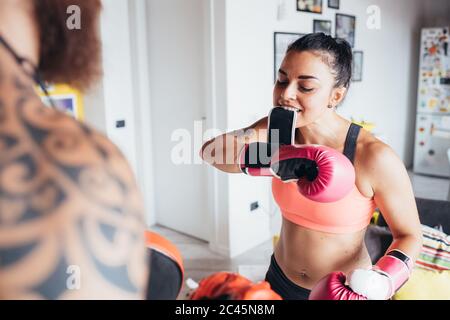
272 124 376 234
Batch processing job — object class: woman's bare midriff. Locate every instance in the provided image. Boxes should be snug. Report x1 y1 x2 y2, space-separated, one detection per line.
274 218 372 290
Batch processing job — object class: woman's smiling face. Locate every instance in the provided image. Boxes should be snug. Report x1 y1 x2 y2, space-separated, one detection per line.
273 50 346 128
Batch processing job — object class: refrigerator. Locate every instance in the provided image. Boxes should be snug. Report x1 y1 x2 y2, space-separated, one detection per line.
413 27 450 178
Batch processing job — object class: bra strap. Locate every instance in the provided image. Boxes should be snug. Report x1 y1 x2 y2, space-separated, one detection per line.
343 123 362 164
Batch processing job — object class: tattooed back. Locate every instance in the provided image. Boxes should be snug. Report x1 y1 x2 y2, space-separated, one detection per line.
0 59 148 299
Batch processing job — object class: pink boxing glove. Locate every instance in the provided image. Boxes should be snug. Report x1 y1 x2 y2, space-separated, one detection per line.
308 272 367 300
271 144 356 203
239 143 355 203
348 249 414 300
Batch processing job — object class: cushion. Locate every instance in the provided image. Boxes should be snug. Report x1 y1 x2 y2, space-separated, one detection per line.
393 225 450 300
393 268 450 300
416 225 450 271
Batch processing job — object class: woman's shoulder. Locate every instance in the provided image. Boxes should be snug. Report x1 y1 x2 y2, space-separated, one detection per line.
358 131 397 162
355 130 404 181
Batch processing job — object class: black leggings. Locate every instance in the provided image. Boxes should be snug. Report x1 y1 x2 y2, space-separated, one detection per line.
265 254 311 300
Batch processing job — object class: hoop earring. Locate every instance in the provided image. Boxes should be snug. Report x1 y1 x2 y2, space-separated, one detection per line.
327 104 334 109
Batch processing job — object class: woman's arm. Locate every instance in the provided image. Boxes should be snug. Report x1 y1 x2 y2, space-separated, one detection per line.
366 142 423 261
200 117 269 173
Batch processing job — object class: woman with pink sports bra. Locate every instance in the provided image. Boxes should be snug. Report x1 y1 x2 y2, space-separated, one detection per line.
200 33 422 300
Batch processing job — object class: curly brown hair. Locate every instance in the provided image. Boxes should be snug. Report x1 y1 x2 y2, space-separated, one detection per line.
33 0 102 91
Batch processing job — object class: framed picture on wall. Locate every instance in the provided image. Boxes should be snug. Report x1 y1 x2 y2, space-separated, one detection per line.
335 13 356 47
297 0 322 14
37 84 85 120
313 20 332 35
328 0 340 9
352 51 363 82
274 32 305 82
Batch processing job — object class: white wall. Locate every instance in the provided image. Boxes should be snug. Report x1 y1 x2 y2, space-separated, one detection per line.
146 0 212 240
83 0 152 224
206 0 233 256
129 0 157 227
83 82 106 133
99 0 138 173
224 0 278 257
84 0 138 172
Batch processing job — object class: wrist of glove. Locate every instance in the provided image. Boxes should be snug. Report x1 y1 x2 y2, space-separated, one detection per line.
238 142 275 176
239 106 297 176
238 142 320 180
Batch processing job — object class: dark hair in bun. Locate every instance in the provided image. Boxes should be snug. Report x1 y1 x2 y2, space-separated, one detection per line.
287 33 353 89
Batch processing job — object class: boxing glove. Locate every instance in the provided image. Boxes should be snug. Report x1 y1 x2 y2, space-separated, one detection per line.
189 272 282 300
310 250 413 300
239 143 356 203
308 272 367 300
348 249 413 300
271 144 355 203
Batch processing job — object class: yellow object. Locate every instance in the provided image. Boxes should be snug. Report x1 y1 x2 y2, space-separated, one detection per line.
273 235 280 249
352 119 376 132
428 98 438 109
370 210 380 225
393 268 450 300
36 84 85 121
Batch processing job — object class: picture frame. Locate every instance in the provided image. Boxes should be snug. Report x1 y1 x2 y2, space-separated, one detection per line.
328 0 340 9
37 84 85 120
335 13 356 48
274 32 305 82
352 51 363 82
313 19 332 36
297 0 322 14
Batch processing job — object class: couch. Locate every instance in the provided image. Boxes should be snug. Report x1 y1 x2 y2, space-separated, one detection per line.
365 197 450 263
